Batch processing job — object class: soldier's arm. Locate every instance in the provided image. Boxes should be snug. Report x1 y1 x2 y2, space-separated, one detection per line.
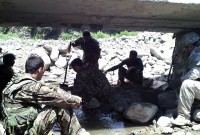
66 42 72 53
72 71 85 96
15 84 82 109
106 59 126 72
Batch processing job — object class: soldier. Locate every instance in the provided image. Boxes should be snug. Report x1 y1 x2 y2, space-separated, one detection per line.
67 31 101 68
171 32 200 126
0 53 16 90
2 54 90 135
70 58 112 109
0 53 16 119
104 50 144 86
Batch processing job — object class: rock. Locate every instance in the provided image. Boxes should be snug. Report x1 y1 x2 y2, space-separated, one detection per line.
150 47 163 60
55 55 67 68
192 109 200 122
50 46 59 62
157 91 178 110
123 102 158 123
30 47 51 69
109 88 142 112
157 116 173 127
160 127 173 134
50 66 64 76
0 123 5 135
172 131 185 135
192 124 200 131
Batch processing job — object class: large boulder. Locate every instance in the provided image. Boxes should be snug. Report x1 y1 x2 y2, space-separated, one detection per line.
123 102 158 123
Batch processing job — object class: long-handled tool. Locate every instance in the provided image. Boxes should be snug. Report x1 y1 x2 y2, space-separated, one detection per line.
60 55 71 89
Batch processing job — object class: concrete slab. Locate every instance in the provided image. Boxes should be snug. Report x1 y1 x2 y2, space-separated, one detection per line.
0 0 200 32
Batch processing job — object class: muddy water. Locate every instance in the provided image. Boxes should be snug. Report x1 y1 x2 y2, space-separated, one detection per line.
52 108 150 135
52 108 200 135
74 108 149 135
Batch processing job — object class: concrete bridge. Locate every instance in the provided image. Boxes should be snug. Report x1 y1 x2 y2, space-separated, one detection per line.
0 0 200 32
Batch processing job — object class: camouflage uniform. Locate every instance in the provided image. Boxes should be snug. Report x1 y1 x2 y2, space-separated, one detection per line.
2 75 83 135
72 67 112 105
0 63 14 119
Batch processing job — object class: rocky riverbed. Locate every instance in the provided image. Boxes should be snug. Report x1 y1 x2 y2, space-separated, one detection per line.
1 32 200 135
0 32 175 85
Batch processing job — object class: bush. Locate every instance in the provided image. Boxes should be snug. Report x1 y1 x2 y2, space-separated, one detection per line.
60 33 74 40
92 31 110 38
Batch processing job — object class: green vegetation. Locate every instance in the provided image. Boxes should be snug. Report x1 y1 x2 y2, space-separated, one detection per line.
0 26 139 40
0 33 18 39
33 33 43 39
91 31 111 39
61 30 139 40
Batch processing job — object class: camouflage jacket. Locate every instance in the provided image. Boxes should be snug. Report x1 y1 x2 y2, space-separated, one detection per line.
2 75 81 118
72 67 112 102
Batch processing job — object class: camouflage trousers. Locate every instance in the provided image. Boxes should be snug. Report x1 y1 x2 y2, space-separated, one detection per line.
4 107 82 135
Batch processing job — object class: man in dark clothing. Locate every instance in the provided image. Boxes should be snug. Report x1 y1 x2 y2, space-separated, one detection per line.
0 53 16 91
0 53 16 119
67 31 101 68
104 50 144 86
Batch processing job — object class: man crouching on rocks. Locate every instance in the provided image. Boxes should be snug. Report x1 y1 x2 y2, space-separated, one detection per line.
104 50 143 86
2 54 90 135
171 32 200 126
70 58 113 109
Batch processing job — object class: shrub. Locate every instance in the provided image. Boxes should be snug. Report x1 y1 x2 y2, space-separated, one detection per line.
92 31 110 38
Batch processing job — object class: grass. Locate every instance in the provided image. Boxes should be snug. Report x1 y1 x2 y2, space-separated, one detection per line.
0 29 139 40
0 33 19 39
60 30 139 40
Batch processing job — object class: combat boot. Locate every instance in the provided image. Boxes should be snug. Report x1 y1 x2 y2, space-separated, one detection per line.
172 115 191 126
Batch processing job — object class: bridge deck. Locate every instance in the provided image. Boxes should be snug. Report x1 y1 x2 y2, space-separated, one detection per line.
0 0 200 32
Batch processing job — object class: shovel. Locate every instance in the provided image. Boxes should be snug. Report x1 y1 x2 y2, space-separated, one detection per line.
60 55 71 89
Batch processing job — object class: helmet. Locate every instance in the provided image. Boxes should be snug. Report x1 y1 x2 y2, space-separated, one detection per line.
180 32 200 47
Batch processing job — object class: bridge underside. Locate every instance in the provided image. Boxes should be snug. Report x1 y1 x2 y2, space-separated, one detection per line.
0 0 200 33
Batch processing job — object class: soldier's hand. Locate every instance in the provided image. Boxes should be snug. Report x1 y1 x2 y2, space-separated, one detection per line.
73 95 82 104
71 103 81 109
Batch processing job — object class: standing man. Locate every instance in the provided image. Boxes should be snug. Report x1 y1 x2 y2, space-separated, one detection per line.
2 54 90 135
70 58 112 109
171 32 200 126
67 31 101 68
104 50 144 86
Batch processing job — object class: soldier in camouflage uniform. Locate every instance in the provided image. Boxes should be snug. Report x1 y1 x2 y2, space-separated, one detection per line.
0 53 16 120
70 58 113 109
2 54 90 135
